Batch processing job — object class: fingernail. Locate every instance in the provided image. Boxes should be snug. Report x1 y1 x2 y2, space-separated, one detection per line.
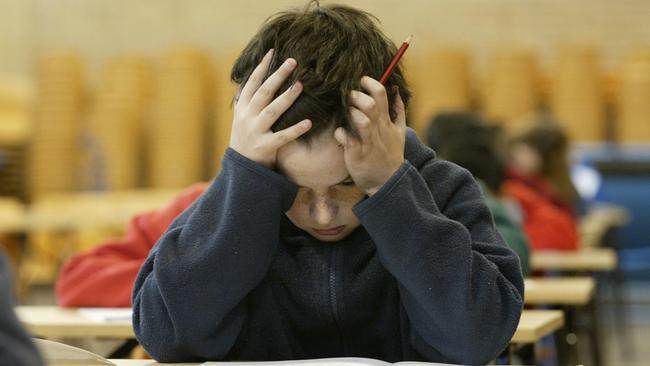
285 58 297 69
291 81 302 92
302 120 311 129
266 49 274 58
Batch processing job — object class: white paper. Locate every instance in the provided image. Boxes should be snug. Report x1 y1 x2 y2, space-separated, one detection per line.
34 338 115 365
201 358 458 366
78 307 132 322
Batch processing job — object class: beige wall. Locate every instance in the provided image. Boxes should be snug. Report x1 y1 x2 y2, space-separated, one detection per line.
2 0 650 81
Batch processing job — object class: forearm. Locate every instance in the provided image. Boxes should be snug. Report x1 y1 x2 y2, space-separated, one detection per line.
354 162 523 364
132 149 297 362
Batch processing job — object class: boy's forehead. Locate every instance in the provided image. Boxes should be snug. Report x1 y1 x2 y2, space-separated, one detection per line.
277 135 348 186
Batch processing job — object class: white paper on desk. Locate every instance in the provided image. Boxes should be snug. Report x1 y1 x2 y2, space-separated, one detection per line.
201 358 459 366
78 307 132 322
34 338 115 365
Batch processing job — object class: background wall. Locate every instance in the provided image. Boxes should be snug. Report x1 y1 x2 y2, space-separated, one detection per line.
2 0 650 80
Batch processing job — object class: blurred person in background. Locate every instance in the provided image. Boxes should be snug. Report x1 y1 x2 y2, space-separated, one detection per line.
505 115 580 251
0 249 44 366
55 183 208 307
427 112 530 275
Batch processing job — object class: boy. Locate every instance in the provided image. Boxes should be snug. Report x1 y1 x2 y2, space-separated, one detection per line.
133 3 524 364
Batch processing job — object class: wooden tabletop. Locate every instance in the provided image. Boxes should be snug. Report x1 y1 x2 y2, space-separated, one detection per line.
511 310 564 343
531 248 617 272
16 306 134 338
0 197 26 233
18 306 562 346
26 188 183 231
524 277 596 305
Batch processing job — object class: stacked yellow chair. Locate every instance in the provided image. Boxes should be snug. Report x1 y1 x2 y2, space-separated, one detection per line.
28 53 85 198
212 49 240 173
148 48 214 188
617 50 650 142
550 46 606 142
84 56 152 190
481 49 540 129
407 48 472 138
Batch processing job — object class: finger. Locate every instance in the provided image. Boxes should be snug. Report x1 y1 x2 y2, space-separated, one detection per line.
268 119 312 149
238 49 274 106
334 127 360 155
334 127 348 147
393 91 406 129
359 76 390 119
258 81 303 131
349 106 372 142
249 58 298 114
349 90 378 119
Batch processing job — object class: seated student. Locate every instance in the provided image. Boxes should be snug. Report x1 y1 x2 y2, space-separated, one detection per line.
427 112 531 275
131 3 524 364
56 183 208 307
0 249 44 366
505 116 579 251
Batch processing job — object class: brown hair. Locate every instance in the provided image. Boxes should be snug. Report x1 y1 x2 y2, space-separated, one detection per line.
231 1 411 143
509 117 579 204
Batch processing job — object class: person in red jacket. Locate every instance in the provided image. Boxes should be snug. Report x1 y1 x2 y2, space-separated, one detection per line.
55 182 209 307
505 116 579 251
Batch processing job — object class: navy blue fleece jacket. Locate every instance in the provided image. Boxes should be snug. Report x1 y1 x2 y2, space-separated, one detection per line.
132 130 524 365
0 251 43 366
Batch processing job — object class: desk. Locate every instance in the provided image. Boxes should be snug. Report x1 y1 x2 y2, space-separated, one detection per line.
27 189 183 232
580 205 630 248
524 277 595 305
511 310 564 344
110 362 195 366
17 306 561 347
0 197 26 233
531 248 617 272
16 306 133 338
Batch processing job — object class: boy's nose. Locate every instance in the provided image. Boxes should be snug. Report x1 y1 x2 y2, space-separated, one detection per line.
311 198 337 226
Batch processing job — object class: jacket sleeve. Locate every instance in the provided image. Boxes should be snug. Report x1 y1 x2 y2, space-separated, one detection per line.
131 148 297 362
505 180 579 251
55 183 208 307
352 160 524 365
0 252 44 366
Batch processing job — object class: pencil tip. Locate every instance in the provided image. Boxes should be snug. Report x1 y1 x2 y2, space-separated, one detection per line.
405 35 413 44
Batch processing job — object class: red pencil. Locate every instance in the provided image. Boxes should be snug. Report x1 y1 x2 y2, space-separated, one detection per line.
379 35 412 85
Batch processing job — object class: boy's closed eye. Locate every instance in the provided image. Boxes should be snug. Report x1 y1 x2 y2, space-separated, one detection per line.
295 176 355 189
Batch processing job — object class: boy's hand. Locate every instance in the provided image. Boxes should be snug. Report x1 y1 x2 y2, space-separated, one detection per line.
230 49 312 169
334 76 406 196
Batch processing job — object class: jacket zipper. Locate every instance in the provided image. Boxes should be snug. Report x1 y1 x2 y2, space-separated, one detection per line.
328 245 346 354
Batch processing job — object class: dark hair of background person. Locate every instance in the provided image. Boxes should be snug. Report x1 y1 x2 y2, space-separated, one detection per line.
231 0 412 144
508 116 579 205
427 112 505 194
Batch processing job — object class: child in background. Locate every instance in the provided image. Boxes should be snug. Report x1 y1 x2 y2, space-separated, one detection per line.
505 116 579 251
55 183 208 307
427 112 531 275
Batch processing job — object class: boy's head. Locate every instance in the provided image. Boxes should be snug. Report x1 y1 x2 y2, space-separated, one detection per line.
230 2 411 242
231 1 411 143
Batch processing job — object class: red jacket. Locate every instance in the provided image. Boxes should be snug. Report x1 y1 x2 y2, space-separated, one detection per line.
55 183 209 307
505 179 579 251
